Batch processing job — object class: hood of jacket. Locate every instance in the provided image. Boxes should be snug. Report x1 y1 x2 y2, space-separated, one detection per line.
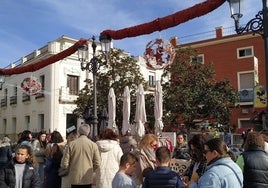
206 157 234 170
96 139 119 152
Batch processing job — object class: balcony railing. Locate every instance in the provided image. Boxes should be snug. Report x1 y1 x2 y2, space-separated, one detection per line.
10 96 17 105
59 87 78 103
22 93 31 102
238 89 254 103
35 91 45 99
1 98 7 107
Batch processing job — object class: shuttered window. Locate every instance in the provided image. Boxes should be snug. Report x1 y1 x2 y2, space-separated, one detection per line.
67 75 79 95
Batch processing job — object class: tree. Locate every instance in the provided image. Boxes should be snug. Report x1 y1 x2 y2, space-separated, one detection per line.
73 48 146 133
162 47 238 130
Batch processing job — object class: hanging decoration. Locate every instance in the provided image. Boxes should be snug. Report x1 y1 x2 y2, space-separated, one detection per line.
21 77 42 95
0 0 226 76
0 39 88 76
144 38 175 69
100 0 225 40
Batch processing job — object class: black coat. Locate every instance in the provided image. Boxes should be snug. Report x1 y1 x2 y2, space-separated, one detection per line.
142 166 184 188
242 146 268 188
0 159 40 188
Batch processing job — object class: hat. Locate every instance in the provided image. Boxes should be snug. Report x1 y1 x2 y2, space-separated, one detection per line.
78 124 90 136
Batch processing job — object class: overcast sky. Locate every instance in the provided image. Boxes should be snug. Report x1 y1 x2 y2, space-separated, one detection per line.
0 0 262 68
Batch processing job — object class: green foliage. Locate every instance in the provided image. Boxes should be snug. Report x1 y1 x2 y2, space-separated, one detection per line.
162 47 238 129
73 48 146 132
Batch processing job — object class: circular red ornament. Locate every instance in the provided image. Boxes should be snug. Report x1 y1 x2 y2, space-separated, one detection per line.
144 38 175 70
21 77 42 95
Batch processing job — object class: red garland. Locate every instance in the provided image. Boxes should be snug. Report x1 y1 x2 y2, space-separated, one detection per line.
0 39 88 76
0 0 226 76
101 0 226 40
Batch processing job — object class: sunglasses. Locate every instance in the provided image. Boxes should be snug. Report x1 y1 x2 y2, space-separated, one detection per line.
203 150 211 154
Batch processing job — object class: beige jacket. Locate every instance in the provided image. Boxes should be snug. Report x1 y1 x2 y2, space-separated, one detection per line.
61 135 101 185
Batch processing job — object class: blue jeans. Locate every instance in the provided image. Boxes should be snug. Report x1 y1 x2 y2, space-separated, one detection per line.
38 163 45 187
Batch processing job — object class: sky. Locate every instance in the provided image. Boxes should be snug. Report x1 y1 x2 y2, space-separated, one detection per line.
0 0 262 68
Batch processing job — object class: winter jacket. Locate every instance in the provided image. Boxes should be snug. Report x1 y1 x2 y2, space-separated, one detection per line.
242 146 268 188
96 139 123 188
142 166 184 188
131 149 156 186
61 135 101 185
32 139 46 163
120 136 137 153
190 157 243 188
0 159 40 188
0 142 12 169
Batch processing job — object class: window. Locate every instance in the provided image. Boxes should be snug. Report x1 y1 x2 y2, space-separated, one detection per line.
238 71 254 102
67 75 79 95
36 75 45 98
237 47 253 58
38 114 44 131
25 116 30 130
40 75 45 91
190 54 204 64
148 72 156 87
238 71 254 90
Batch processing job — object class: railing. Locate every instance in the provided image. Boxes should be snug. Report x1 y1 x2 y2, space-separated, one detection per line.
1 98 7 107
22 93 31 102
10 96 17 105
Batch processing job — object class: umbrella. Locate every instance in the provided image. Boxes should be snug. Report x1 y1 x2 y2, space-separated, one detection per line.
108 87 117 130
122 86 131 135
135 84 147 138
154 81 164 135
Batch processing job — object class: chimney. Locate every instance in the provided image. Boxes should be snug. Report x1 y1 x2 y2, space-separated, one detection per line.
215 26 223 38
170 36 178 47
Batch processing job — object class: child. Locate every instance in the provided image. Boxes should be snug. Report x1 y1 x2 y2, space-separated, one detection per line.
142 146 184 188
112 152 138 188
0 144 40 188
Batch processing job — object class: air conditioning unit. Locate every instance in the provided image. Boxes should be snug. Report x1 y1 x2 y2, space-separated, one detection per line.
239 89 254 102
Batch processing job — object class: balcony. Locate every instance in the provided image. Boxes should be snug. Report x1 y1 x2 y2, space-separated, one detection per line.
1 98 7 107
239 89 254 103
22 93 31 102
10 96 17 105
59 87 78 103
35 91 45 99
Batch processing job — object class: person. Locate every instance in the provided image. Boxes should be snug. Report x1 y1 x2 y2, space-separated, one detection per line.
0 144 40 187
17 130 33 147
112 152 138 188
96 128 123 188
32 131 47 187
60 131 78 188
44 131 65 188
236 132 268 187
183 134 207 186
172 132 190 160
120 131 138 153
142 146 184 188
132 134 158 187
0 136 13 170
61 124 101 188
189 138 243 188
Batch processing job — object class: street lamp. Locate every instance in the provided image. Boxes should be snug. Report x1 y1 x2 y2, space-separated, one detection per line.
77 35 111 138
228 0 268 130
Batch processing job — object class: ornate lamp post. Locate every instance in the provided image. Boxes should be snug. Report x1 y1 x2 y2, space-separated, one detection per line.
228 0 268 129
78 35 111 137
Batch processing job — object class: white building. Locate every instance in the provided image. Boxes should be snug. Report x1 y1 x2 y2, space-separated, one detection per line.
0 35 162 139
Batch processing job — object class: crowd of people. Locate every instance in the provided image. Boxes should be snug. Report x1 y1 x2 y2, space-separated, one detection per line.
0 125 267 188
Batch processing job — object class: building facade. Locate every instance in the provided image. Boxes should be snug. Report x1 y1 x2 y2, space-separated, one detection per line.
180 27 265 132
0 36 161 139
